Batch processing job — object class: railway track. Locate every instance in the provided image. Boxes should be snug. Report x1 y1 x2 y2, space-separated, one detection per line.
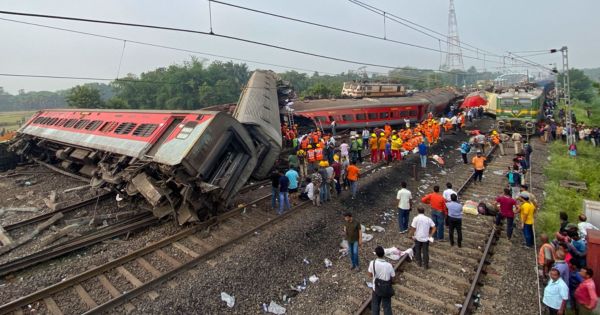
0 152 391 315
355 144 523 315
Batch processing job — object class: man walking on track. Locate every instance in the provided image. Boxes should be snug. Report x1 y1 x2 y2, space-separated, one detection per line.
446 194 463 247
368 246 395 315
344 212 362 271
346 161 360 199
396 181 412 233
495 188 517 240
408 207 436 269
418 141 428 168
512 132 523 154
472 151 486 183
421 186 446 241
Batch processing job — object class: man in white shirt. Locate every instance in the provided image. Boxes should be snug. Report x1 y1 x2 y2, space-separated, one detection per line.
303 178 316 205
368 246 395 315
408 207 436 269
442 182 457 201
511 132 523 154
578 214 599 238
404 118 410 129
330 120 336 136
340 141 349 161
396 181 412 233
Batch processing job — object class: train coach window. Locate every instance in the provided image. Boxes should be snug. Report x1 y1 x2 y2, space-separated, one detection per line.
85 120 103 131
55 118 67 126
48 118 59 125
314 116 327 123
114 122 137 135
176 121 197 140
342 114 354 121
100 121 118 133
133 124 159 137
63 119 78 128
33 117 44 124
356 113 366 120
400 111 409 117
74 119 90 129
408 110 417 117
368 113 378 120
379 112 389 119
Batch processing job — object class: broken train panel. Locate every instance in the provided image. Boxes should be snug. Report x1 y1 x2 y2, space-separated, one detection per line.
10 109 257 224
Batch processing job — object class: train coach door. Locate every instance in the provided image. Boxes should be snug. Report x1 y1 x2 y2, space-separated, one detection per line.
146 117 185 157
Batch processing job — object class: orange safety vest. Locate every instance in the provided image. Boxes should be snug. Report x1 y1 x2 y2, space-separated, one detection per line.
301 138 309 149
369 137 378 150
378 137 387 150
312 134 319 144
384 125 392 137
307 149 316 162
314 148 324 161
492 135 500 145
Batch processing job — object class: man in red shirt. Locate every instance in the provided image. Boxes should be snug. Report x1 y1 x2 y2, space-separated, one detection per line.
575 267 598 314
495 188 517 240
421 185 447 241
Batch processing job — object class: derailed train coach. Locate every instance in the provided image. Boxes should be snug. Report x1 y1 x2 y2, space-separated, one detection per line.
9 70 282 224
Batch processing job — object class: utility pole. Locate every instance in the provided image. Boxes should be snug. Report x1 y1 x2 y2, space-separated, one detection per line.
445 0 464 71
560 46 572 145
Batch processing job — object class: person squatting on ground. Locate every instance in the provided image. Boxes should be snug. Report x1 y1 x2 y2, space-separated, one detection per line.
446 194 463 247
344 212 362 271
396 181 412 233
408 207 436 269
421 185 447 241
368 246 395 315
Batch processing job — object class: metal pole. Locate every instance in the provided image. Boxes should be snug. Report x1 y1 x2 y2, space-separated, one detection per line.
561 46 571 146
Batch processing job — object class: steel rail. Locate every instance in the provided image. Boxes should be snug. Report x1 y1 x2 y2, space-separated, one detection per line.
354 145 498 315
0 213 156 276
0 194 272 314
3 191 113 231
0 151 392 314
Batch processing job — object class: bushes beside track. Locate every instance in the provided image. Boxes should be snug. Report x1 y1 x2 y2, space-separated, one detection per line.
538 140 600 236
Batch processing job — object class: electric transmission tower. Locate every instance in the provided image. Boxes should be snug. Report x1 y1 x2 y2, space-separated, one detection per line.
445 0 464 71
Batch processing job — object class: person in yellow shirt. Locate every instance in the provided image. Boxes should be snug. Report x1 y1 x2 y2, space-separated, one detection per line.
391 135 402 161
519 194 535 248
471 151 486 183
369 134 378 163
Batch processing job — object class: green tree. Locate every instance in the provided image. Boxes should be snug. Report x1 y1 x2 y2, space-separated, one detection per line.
66 85 104 108
559 69 595 102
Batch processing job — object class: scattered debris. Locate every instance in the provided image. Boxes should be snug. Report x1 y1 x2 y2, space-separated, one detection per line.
62 185 90 194
323 258 332 268
0 207 40 216
0 225 14 246
39 224 80 246
302 258 310 265
220 292 235 308
0 212 64 255
371 226 385 233
267 301 286 314
362 233 373 242
308 275 319 283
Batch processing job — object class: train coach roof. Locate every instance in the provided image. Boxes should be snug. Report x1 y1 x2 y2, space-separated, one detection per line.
37 109 220 115
290 96 431 112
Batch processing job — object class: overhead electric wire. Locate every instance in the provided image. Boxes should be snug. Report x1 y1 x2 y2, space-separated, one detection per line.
348 0 504 59
208 0 530 69
0 17 437 83
0 9 479 77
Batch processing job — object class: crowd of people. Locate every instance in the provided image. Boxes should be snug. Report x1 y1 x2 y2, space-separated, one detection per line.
274 111 474 214
539 211 599 314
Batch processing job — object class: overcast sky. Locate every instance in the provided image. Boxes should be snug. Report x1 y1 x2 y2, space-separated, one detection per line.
0 0 598 94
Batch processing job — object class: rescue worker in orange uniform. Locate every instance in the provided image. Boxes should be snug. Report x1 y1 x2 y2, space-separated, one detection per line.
301 136 309 150
378 132 387 162
424 123 434 145
434 121 441 143
307 144 316 173
369 133 378 163
314 143 324 162
384 123 392 138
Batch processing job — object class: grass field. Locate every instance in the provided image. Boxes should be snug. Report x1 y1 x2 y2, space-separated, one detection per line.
569 97 600 126
0 111 35 131
538 140 600 236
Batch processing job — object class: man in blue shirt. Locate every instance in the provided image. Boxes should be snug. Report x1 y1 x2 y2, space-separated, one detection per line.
285 168 299 202
542 268 569 315
418 141 428 168
446 194 463 247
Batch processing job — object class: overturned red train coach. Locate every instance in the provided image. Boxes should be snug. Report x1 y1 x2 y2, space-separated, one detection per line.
287 88 458 129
